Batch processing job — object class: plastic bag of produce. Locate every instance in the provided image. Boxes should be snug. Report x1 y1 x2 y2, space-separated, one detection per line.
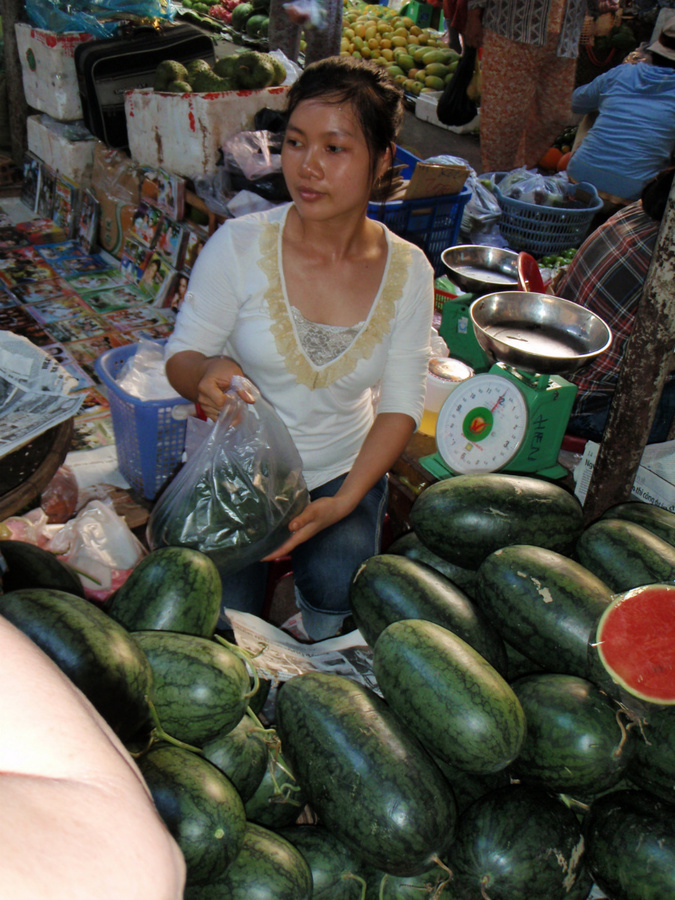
146 377 309 576
437 46 478 127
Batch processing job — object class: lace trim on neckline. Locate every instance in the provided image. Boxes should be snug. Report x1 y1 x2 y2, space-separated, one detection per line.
260 220 411 390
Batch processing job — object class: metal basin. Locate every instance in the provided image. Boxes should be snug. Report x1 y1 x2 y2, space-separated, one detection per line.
441 245 520 294
470 291 612 376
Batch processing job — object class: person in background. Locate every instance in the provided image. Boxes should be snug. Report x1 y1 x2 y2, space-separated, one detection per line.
555 165 675 443
268 0 342 66
164 57 435 642
0 614 186 900
566 21 675 202
463 0 590 173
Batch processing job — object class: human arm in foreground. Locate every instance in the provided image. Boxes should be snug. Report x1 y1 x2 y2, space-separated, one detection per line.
0 614 186 900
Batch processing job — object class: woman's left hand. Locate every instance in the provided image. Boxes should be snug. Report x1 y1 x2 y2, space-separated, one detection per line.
262 495 351 560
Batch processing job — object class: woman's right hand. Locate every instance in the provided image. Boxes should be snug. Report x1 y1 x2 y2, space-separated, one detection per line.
196 356 254 421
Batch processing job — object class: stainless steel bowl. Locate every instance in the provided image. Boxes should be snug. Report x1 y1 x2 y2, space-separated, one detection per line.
441 245 521 294
469 291 612 375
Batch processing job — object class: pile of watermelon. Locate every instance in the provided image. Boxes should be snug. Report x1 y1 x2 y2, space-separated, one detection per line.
1 471 675 898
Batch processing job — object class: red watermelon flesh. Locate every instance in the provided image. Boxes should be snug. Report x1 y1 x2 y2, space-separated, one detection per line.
596 584 675 704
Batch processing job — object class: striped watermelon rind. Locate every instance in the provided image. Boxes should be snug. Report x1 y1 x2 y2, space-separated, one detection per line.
595 583 675 705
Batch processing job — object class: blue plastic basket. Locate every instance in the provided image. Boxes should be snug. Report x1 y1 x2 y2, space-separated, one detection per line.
94 342 189 501
493 175 603 258
368 146 472 277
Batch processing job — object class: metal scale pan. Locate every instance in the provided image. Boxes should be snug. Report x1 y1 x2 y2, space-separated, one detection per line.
441 245 521 295
469 291 612 376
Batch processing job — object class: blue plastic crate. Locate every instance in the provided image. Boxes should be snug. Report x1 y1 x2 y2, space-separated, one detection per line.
94 342 189 501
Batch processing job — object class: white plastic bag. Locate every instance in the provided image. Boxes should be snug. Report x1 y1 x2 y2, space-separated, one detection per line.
48 499 146 603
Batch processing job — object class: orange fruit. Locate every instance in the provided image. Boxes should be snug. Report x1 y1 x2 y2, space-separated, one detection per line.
557 151 572 172
538 147 563 171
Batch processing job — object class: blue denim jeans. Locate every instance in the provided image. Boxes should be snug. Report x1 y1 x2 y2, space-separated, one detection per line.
219 473 389 641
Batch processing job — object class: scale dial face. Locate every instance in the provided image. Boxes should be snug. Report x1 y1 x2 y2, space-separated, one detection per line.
436 373 529 474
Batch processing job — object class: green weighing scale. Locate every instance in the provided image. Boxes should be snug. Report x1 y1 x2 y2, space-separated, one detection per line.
422 290 612 481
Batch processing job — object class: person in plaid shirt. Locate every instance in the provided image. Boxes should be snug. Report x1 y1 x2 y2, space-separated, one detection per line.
556 165 675 442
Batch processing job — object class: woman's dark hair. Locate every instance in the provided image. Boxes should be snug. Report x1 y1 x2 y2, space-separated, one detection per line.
284 56 405 195
641 165 675 220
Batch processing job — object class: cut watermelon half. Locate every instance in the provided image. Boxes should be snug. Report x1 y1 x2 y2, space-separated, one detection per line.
595 584 675 705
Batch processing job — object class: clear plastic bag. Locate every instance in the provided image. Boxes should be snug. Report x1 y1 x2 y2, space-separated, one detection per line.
496 168 571 206
221 130 290 204
146 377 309 576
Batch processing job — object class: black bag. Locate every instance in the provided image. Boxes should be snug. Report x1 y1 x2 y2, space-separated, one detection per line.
437 46 478 127
74 23 215 149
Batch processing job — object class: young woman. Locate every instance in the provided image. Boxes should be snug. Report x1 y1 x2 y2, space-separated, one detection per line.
165 57 435 641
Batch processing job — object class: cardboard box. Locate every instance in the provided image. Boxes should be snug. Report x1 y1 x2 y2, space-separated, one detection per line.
124 86 290 178
15 24 94 121
27 114 100 186
574 439 675 512
404 161 470 200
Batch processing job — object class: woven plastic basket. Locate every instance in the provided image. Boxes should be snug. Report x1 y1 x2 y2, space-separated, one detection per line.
493 176 603 258
94 343 190 501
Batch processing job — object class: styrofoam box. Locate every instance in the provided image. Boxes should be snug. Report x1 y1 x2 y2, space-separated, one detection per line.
125 86 290 178
27 115 100 185
415 91 480 135
15 24 94 122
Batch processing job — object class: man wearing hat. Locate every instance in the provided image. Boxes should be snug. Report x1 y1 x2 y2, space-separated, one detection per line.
565 20 675 202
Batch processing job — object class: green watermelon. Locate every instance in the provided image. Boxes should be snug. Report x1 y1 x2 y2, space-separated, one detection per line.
511 672 637 796
575 518 675 592
137 744 246 887
277 825 366 899
105 546 221 637
0 587 151 739
275 672 457 876
201 710 269 802
446 784 589 900
373 619 526 774
348 553 506 673
383 530 478 595
0 539 84 596
585 789 675 899
132 630 254 745
602 500 675 547
475 544 613 678
627 705 675 803
410 473 584 569
184 822 312 900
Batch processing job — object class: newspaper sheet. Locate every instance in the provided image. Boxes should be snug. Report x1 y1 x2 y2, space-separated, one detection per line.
0 330 85 459
225 610 378 719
